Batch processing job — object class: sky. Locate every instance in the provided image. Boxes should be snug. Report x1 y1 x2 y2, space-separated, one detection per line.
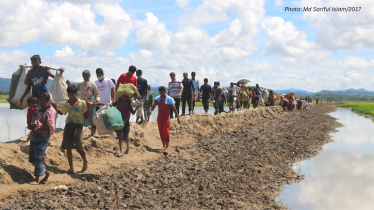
0 0 373 92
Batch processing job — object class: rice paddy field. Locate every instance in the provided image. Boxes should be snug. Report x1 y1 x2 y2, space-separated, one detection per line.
337 102 374 115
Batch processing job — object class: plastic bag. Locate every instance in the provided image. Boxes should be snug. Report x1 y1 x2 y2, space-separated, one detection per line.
10 65 31 109
49 71 68 108
93 105 113 135
131 99 139 107
101 104 124 130
259 95 264 106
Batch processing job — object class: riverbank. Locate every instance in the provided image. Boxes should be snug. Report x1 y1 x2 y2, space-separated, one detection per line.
0 103 341 209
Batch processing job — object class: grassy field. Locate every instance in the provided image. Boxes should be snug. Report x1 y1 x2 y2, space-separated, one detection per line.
337 102 374 115
0 99 8 103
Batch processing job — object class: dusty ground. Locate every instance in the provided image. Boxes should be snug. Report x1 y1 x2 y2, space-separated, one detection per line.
0 103 341 209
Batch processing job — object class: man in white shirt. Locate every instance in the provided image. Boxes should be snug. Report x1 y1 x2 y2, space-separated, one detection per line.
191 71 199 114
95 68 115 107
227 81 239 111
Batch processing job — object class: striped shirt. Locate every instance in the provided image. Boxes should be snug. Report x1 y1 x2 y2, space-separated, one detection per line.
168 79 183 98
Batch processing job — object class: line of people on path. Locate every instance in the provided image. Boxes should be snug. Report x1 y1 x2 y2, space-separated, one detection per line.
22 56 272 185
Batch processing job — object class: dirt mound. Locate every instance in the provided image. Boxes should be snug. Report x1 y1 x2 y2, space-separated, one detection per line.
0 106 285 200
1 103 342 209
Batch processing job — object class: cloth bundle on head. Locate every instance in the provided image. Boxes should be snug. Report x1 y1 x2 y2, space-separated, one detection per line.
116 84 138 99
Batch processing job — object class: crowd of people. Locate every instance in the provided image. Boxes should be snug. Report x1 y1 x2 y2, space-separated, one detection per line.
21 55 311 185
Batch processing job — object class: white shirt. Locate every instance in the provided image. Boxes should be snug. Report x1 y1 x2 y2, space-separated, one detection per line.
227 85 238 96
95 78 115 104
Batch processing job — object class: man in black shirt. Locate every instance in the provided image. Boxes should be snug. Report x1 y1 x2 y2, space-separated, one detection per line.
181 72 195 116
200 78 212 115
136 69 148 124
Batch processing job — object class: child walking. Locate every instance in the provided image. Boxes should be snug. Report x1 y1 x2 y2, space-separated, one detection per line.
54 85 92 173
227 90 235 112
143 85 153 123
150 86 181 154
28 92 55 185
112 94 141 157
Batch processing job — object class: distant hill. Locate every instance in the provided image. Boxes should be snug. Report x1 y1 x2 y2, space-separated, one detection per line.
273 88 315 96
316 88 374 96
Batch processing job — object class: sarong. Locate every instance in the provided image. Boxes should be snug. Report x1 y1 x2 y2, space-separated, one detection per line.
29 131 50 177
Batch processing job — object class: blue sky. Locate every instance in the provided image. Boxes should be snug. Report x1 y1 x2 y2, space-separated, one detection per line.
0 0 373 92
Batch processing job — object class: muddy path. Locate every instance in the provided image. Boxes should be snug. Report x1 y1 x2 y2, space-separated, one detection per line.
0 104 341 209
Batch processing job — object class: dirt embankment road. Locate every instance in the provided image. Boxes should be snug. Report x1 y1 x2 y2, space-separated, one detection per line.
0 104 341 209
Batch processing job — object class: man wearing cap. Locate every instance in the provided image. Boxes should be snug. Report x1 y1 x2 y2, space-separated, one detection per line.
168 72 183 118
227 82 239 112
116 65 141 99
181 72 195 116
191 72 200 114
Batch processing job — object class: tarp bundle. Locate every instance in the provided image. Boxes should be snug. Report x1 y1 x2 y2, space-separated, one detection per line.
8 65 31 109
49 71 68 108
116 83 138 100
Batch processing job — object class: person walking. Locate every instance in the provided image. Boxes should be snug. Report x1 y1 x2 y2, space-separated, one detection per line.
227 82 239 112
253 84 262 108
116 65 141 99
167 72 183 118
199 78 211 115
181 72 194 116
191 72 199 114
135 69 148 124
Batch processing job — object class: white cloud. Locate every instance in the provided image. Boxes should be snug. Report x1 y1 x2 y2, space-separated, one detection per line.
0 50 30 78
299 0 374 50
175 0 191 9
261 17 316 56
134 12 171 51
0 0 132 50
54 46 74 57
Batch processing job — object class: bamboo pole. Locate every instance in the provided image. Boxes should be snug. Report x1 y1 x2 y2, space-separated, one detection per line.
24 65 60 71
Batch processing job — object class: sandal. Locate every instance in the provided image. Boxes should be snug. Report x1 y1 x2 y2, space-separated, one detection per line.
29 181 39 185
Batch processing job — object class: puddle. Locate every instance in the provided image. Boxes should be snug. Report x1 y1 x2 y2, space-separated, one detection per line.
277 108 374 209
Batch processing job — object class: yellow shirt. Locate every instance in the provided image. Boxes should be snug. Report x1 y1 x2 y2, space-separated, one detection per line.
61 99 87 124
239 89 249 101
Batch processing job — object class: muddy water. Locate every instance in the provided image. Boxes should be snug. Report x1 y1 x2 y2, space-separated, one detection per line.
278 108 374 209
0 103 231 142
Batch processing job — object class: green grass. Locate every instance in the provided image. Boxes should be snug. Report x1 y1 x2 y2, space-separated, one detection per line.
0 99 8 103
0 95 8 99
337 102 374 116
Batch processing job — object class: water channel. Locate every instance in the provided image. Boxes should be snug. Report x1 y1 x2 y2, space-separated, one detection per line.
0 103 231 143
277 108 374 209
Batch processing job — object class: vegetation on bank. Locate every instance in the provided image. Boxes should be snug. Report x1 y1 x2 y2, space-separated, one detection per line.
337 102 374 115
296 94 374 101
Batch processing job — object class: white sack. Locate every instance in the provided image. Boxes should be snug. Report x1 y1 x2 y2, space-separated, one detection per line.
93 105 113 136
11 65 31 108
50 71 69 108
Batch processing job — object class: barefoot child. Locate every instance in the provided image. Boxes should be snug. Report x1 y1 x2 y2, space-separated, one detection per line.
150 86 181 153
111 94 141 157
28 92 55 185
26 97 38 142
227 90 235 112
143 85 153 123
54 85 92 173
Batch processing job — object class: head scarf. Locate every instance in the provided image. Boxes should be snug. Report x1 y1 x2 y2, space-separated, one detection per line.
37 93 56 136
